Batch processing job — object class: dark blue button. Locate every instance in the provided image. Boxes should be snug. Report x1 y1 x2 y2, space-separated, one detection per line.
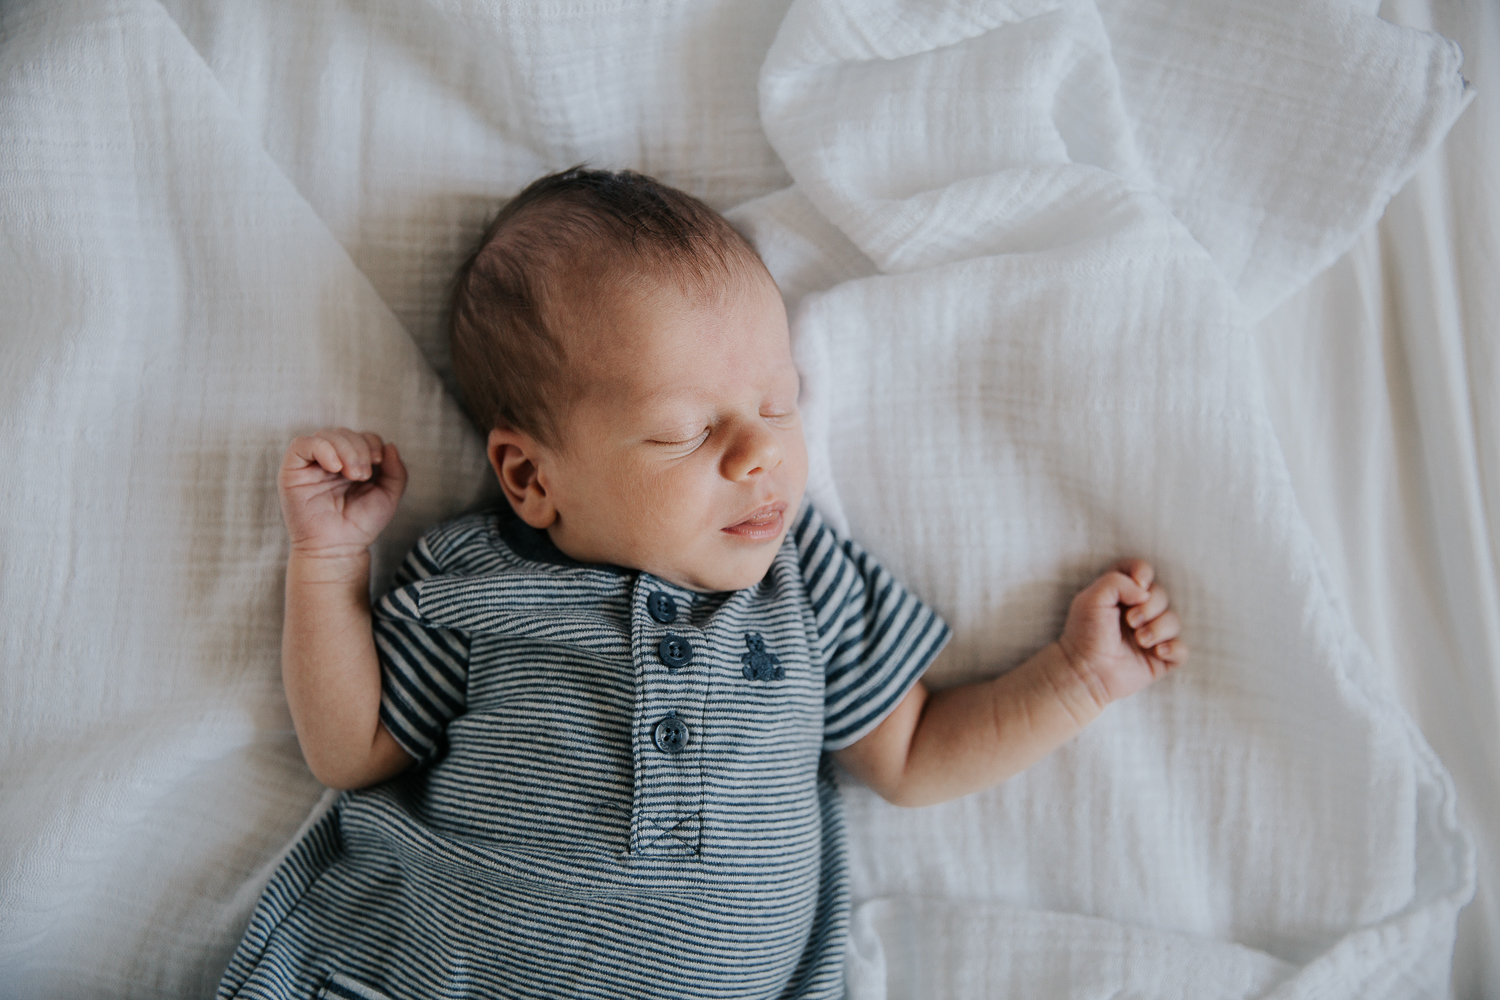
647 591 677 624
658 633 692 671
653 715 690 754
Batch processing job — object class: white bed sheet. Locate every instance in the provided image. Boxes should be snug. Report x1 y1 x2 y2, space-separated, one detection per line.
0 0 1492 996
1256 3 1500 994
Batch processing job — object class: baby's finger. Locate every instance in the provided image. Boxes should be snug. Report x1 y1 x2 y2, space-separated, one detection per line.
1125 583 1170 629
1076 568 1150 611
1112 558 1154 594
375 443 408 502
284 435 341 474
295 435 346 475
1152 639 1188 667
325 427 374 481
1134 609 1180 650
362 431 386 463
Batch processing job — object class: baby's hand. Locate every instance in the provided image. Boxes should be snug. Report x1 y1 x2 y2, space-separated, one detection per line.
278 428 408 557
1056 559 1186 709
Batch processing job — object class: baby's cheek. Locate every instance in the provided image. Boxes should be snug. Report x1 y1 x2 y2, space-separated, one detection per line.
783 430 810 489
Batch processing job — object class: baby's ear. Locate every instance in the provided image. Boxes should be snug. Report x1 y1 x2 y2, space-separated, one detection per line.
487 427 555 528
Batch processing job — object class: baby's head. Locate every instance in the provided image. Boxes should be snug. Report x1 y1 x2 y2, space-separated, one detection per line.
450 167 807 593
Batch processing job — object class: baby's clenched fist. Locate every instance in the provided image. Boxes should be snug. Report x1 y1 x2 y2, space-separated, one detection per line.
1055 558 1186 710
278 427 407 558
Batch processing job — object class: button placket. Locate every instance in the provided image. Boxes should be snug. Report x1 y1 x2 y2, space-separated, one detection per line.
629 578 709 857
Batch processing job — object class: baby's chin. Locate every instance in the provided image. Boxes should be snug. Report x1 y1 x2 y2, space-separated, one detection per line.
657 539 785 594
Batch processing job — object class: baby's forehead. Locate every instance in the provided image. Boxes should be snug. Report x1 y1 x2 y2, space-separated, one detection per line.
557 269 789 397
556 263 777 349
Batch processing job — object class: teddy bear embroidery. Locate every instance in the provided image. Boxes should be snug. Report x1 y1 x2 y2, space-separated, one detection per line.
740 633 784 682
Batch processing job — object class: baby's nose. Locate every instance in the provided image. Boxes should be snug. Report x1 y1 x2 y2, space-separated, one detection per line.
724 423 782 480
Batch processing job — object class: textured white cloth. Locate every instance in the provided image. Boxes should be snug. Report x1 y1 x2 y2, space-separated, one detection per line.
737 5 1474 995
0 0 1483 996
1255 3 1500 993
0 4 492 995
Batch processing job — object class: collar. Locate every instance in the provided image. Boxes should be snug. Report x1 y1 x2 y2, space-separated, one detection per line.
493 503 631 576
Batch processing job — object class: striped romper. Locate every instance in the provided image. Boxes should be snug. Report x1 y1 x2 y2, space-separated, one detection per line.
220 502 950 1000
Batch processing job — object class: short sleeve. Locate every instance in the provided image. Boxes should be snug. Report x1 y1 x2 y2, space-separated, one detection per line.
792 505 952 751
374 536 472 763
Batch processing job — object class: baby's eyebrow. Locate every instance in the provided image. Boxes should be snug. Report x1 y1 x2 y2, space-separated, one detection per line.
625 374 742 412
625 390 704 424
620 361 800 415
630 383 698 407
620 391 705 432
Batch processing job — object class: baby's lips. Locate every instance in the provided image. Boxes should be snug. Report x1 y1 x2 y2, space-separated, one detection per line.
722 502 787 539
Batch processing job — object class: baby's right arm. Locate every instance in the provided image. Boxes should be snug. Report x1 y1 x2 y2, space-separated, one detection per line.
278 427 415 790
836 560 1185 807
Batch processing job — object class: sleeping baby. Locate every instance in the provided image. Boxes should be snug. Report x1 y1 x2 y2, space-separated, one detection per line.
220 168 1186 999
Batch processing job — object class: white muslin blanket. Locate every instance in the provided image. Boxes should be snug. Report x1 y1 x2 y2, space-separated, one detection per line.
733 3 1476 995
0 0 1477 996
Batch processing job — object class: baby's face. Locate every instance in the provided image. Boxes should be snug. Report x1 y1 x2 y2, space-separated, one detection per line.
527 273 808 592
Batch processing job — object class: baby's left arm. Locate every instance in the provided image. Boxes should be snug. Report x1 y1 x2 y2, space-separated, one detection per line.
834 559 1185 808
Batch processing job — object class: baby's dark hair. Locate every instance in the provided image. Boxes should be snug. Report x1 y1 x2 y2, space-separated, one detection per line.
449 166 770 447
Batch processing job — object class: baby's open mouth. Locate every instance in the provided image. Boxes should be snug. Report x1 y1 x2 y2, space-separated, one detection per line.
722 503 786 540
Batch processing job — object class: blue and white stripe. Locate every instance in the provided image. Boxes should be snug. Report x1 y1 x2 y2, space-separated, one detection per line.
220 502 948 1000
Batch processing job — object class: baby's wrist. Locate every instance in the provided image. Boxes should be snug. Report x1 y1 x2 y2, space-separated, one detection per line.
286 545 371 586
1038 641 1110 726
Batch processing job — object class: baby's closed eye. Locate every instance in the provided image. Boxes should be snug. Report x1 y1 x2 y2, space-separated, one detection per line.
649 427 711 450
758 387 801 426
